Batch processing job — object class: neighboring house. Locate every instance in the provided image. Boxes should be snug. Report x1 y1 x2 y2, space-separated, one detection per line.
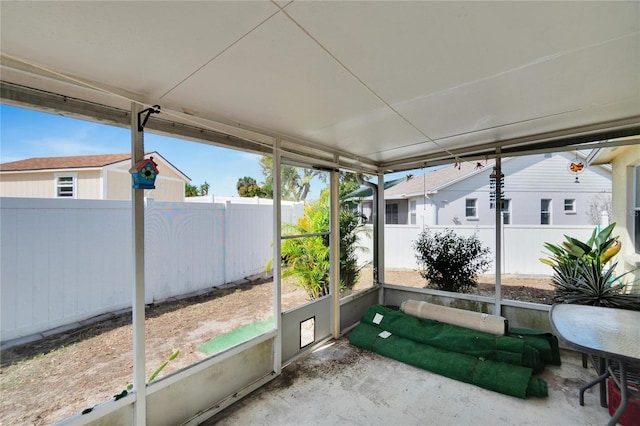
0 151 190 202
587 142 640 288
360 152 612 226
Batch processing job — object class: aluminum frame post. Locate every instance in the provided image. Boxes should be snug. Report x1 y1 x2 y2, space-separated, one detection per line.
272 139 282 374
330 156 340 338
494 153 503 315
377 173 385 304
131 102 146 425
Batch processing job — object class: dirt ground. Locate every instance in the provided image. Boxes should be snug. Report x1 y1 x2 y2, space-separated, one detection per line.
0 269 555 425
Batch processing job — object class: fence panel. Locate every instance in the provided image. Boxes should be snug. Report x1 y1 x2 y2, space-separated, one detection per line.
1 197 299 342
2 196 592 342
224 203 273 282
358 224 595 276
501 226 594 275
1 198 132 341
145 200 226 302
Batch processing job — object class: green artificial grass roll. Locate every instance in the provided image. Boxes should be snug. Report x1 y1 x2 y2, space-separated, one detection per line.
509 327 561 366
360 305 544 372
349 322 547 399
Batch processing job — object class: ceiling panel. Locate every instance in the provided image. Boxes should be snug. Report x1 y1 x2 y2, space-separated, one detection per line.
285 1 638 104
160 11 423 153
0 1 278 98
1 1 638 170
395 34 640 145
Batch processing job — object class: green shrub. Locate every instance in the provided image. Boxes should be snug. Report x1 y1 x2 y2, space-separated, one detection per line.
267 198 368 300
413 229 491 293
540 223 640 310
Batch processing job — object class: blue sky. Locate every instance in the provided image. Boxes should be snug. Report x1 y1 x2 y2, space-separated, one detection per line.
0 104 295 198
1 104 418 200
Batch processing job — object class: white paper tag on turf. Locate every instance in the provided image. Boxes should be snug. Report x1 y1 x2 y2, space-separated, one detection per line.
378 331 391 339
373 313 384 325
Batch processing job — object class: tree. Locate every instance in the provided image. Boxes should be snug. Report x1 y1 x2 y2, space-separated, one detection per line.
587 193 612 225
199 181 210 196
185 183 199 197
236 176 268 198
259 156 324 201
185 181 210 197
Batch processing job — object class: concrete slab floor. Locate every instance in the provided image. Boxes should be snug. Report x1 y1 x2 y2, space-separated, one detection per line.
205 337 614 426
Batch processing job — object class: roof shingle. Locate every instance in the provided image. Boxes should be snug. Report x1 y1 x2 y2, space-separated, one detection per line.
0 153 135 171
385 160 496 198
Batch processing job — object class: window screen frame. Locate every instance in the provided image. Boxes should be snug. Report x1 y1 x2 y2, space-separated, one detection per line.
564 198 576 213
465 198 478 219
54 173 77 198
541 199 552 225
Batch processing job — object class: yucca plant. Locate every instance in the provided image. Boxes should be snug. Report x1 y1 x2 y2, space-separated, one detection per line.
552 260 639 309
540 223 640 310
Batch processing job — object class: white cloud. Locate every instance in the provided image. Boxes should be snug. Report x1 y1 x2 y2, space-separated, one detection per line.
25 137 119 157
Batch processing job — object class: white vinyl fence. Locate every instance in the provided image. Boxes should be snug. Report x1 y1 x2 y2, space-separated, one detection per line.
357 224 595 276
1 197 301 342
1 195 594 343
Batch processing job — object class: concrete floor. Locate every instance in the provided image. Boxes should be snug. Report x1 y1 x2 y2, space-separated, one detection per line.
206 336 613 426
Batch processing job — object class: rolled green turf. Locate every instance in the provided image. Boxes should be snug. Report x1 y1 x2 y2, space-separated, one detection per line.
349 321 547 399
360 305 543 371
509 327 561 366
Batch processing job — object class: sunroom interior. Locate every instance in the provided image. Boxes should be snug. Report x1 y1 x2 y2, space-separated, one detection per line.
1 2 639 425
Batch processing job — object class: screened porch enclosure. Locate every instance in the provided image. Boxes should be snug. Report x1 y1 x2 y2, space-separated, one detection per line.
1 1 639 425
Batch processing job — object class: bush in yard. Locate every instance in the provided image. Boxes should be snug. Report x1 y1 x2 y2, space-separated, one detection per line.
266 187 368 300
540 223 640 310
278 202 331 299
413 229 491 293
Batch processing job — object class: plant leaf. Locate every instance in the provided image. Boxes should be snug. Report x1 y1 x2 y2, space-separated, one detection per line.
593 222 616 249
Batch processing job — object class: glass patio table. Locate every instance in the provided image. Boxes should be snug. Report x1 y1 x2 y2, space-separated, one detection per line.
549 304 640 426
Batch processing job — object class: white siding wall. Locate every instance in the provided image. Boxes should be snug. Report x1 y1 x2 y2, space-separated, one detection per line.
106 167 185 202
422 153 611 226
1 197 301 342
77 170 102 198
609 146 640 284
0 172 54 197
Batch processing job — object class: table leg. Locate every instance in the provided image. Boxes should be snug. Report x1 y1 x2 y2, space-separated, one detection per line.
607 362 628 426
579 356 609 407
598 357 608 408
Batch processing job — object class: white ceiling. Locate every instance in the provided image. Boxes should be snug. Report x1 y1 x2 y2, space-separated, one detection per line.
1 1 638 172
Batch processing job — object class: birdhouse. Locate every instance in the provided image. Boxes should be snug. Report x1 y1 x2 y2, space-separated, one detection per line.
129 157 159 189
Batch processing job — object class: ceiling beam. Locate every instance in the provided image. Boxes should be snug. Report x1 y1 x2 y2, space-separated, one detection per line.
380 117 640 172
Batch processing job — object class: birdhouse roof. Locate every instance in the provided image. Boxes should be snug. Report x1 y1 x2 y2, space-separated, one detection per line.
129 157 159 174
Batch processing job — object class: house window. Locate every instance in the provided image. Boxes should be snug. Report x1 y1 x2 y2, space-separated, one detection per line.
55 173 76 198
409 200 417 225
541 199 551 225
465 199 477 219
564 199 576 213
635 166 640 253
386 203 399 224
501 199 511 225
